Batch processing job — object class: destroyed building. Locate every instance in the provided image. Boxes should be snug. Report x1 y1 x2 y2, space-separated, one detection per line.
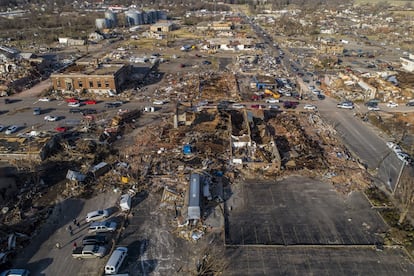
51 62 131 95
230 110 281 172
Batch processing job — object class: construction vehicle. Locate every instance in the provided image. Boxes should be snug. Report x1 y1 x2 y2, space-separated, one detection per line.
264 89 281 99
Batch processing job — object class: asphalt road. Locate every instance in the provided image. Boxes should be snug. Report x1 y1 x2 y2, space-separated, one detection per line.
315 97 412 191
0 96 159 135
249 20 413 192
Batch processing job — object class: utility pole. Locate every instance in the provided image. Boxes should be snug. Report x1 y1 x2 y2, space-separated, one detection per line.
393 162 405 195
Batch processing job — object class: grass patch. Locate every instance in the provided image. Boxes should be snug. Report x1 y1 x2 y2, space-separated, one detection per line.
379 208 414 254
365 186 393 207
354 0 411 6
365 186 414 256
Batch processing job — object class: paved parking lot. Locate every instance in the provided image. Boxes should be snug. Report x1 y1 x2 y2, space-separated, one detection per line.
117 191 192 276
224 176 414 274
13 192 119 276
226 176 388 245
225 247 414 275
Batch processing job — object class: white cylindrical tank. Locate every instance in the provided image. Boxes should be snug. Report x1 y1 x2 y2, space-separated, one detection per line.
135 11 144 25
125 10 139 26
157 10 167 20
148 10 157 23
142 12 149 24
105 10 117 28
95 18 107 29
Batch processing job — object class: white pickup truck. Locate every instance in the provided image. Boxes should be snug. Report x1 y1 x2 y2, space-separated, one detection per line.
72 244 106 259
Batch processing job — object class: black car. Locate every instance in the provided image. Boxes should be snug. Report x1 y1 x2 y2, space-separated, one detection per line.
406 101 414 107
283 101 299 109
104 102 122 108
69 108 82 113
82 235 108 246
81 109 97 115
317 94 326 100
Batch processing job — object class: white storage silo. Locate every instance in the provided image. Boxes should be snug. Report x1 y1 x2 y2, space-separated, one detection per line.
125 10 139 26
135 11 144 25
157 10 167 20
95 18 107 29
105 10 117 28
142 12 149 24
148 10 157 23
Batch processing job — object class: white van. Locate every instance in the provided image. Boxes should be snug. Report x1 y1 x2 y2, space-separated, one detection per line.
105 247 128 275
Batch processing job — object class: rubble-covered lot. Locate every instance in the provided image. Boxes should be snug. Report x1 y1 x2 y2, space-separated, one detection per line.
225 247 414 275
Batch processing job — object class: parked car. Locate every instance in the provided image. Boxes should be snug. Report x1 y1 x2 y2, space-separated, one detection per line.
152 100 165 105
44 115 58 122
69 108 82 113
82 235 108 246
231 103 245 109
386 141 396 149
269 105 280 110
104 102 122 108
0 125 4 132
406 101 414 107
337 101 354 109
55 126 67 133
65 98 79 103
392 144 403 154
396 152 410 163
39 97 51 102
33 107 41 115
251 104 265 109
265 98 279 104
5 125 18 135
84 100 97 105
72 245 107 259
202 60 211 65
283 101 299 109
81 109 97 115
88 221 117 233
304 104 317 110
367 105 380 111
68 102 81 107
86 210 109 223
387 102 398 108
0 269 30 276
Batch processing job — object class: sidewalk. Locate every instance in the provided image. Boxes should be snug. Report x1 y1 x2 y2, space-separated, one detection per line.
12 79 52 99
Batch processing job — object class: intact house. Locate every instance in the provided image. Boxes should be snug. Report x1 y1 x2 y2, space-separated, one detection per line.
149 21 174 33
51 63 130 95
202 38 254 52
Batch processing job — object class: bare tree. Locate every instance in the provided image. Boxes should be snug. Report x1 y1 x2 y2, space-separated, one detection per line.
193 245 228 276
394 166 414 225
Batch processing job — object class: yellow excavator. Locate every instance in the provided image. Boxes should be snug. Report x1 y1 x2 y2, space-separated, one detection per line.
264 89 281 99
